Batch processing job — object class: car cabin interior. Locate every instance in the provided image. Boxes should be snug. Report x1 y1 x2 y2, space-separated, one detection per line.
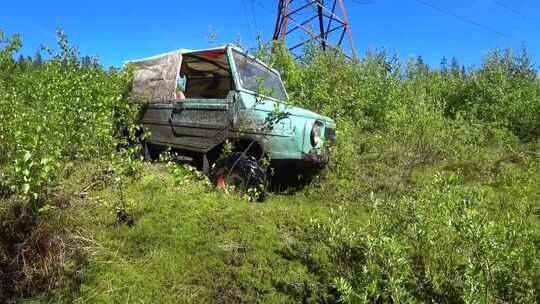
179 50 232 99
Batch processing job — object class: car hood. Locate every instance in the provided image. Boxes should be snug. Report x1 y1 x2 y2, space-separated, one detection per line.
253 101 336 127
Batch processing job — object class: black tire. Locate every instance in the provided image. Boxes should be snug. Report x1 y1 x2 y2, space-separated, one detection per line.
210 152 267 202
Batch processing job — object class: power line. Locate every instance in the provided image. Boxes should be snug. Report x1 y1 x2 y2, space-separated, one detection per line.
241 0 254 40
352 0 373 4
249 0 260 35
412 0 514 40
494 1 526 19
254 0 276 15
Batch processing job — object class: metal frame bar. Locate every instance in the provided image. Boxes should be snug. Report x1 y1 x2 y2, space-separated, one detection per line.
285 15 318 35
289 24 345 51
325 0 338 40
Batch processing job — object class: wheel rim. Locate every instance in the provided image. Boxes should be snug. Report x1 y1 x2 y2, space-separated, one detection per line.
216 172 246 192
224 172 247 193
216 175 226 189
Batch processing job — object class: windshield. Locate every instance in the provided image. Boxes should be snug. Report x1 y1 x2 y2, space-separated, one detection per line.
232 51 288 101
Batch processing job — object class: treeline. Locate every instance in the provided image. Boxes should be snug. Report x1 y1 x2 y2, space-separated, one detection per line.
13 52 98 71
260 43 540 140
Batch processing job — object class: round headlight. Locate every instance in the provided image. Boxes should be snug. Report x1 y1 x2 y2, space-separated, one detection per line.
310 121 323 147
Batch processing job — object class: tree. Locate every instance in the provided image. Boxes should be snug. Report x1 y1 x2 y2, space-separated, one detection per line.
33 50 43 66
0 31 21 80
16 54 31 71
515 47 536 78
80 55 92 68
416 56 429 76
440 56 448 76
450 57 461 77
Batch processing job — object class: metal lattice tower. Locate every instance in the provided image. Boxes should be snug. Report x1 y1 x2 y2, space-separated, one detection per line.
273 0 357 58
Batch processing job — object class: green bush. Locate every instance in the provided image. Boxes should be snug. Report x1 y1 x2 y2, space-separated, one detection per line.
0 28 138 208
254 42 540 303
283 170 539 303
0 28 140 300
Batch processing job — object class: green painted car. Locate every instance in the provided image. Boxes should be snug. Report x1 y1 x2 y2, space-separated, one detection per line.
129 44 336 197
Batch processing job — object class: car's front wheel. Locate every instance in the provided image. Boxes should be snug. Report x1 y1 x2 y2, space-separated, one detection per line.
210 153 267 202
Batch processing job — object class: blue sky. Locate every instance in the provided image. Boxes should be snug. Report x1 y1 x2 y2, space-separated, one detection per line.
1 0 539 69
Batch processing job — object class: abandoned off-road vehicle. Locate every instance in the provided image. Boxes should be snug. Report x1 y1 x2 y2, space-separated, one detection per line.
129 44 336 198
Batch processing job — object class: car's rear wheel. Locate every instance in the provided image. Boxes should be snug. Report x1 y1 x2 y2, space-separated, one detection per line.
210 153 267 202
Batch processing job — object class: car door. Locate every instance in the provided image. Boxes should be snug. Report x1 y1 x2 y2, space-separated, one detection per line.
168 92 234 152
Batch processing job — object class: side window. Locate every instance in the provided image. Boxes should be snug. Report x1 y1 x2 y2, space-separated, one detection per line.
179 52 233 99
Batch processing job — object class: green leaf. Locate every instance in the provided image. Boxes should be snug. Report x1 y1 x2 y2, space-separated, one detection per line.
23 150 32 162
38 204 55 214
22 183 30 194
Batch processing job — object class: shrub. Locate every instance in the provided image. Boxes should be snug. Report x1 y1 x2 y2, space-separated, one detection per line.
0 28 140 300
0 28 138 209
283 171 539 303
255 40 540 303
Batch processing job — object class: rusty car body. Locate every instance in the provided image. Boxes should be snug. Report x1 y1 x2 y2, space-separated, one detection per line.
129 44 336 196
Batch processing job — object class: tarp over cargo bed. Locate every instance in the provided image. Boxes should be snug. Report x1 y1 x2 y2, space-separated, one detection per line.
127 46 228 103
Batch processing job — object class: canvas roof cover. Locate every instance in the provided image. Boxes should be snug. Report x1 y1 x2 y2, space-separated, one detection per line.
128 46 228 103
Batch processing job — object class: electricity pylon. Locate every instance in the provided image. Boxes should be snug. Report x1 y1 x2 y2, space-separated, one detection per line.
273 0 357 58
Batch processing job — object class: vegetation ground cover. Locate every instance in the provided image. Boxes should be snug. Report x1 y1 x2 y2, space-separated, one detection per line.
1 29 539 303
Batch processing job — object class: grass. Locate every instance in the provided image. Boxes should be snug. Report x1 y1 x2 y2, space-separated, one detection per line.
37 162 352 303
19 141 539 303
